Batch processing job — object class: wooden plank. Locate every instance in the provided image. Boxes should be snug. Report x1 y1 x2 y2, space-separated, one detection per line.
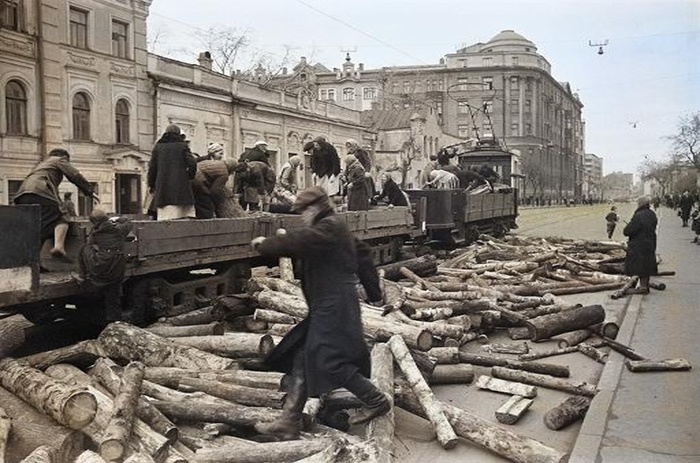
495 395 533 425
475 375 538 398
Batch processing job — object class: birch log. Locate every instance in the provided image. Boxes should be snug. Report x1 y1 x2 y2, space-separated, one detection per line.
0 358 97 430
144 367 282 390
275 229 295 282
429 364 474 384
458 352 570 378
625 358 692 372
75 450 108 463
168 334 275 358
176 377 285 408
495 395 533 425
525 305 606 341
192 438 336 463
543 396 592 430
577 343 608 364
145 323 225 338
18 446 53 463
97 322 235 370
0 314 33 357
491 367 597 397
151 400 283 428
475 376 538 398
20 340 106 370
367 343 394 463
0 407 9 463
556 329 592 348
387 335 458 449
100 362 146 461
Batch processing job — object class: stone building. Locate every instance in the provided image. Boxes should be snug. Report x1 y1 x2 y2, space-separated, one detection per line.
584 152 604 200
0 0 154 214
275 30 585 198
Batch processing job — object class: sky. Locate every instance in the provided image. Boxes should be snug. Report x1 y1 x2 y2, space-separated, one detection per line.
147 0 700 175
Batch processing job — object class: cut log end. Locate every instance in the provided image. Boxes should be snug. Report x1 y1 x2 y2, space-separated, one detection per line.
64 391 98 430
99 439 125 462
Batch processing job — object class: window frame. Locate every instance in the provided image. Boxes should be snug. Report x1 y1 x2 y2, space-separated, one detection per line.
69 6 89 49
363 87 377 101
114 98 130 144
458 100 470 114
482 76 493 90
72 91 91 141
327 89 336 101
342 87 355 101
5 79 28 135
111 18 129 59
1 0 23 31
457 124 470 138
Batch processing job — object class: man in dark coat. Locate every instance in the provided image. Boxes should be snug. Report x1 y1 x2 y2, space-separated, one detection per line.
193 159 244 218
148 124 197 220
78 209 132 324
250 187 388 440
623 196 658 294
303 137 341 196
373 173 409 207
239 140 270 164
236 160 276 211
678 191 694 227
14 148 96 259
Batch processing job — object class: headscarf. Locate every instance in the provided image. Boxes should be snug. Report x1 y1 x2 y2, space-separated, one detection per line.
288 155 301 167
345 138 360 152
208 142 224 158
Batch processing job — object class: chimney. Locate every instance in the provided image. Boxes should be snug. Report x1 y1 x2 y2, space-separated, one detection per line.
358 63 364 71
198 51 213 70
282 67 287 75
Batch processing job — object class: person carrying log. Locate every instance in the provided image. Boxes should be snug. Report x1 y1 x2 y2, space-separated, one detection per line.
372 173 409 207
623 196 658 294
250 186 388 440
192 158 244 218
77 209 132 325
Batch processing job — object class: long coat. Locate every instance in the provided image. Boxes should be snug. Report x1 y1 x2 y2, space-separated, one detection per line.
376 177 409 207
148 134 197 208
256 208 381 397
79 217 132 287
345 160 369 211
15 156 93 206
623 205 658 276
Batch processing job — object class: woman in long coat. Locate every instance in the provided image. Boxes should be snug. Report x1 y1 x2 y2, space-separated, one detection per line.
344 155 369 211
251 187 387 440
623 196 658 294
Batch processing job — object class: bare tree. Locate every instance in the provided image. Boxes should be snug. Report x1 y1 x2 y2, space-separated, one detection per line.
520 151 546 199
196 26 251 76
667 112 700 171
638 156 674 197
147 26 168 54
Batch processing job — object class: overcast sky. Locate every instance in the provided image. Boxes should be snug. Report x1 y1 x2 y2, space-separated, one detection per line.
147 0 700 175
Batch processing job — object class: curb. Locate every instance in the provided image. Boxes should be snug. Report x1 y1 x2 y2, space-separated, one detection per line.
567 294 644 463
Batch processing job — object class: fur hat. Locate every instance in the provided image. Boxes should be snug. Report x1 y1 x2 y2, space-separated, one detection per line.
637 196 651 207
254 140 268 148
208 142 224 157
49 148 70 160
292 186 331 212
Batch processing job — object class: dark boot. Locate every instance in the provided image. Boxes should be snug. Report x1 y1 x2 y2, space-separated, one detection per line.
344 373 391 426
255 350 307 440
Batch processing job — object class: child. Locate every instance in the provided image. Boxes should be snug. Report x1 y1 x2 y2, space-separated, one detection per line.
605 206 619 239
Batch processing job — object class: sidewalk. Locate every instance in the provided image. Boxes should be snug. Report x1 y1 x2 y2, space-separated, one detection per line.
570 208 700 462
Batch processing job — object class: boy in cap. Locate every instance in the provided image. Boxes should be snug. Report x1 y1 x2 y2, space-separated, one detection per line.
250 187 387 440
605 206 619 239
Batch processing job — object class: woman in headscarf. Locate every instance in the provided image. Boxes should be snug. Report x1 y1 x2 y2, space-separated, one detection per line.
623 196 658 294
373 173 409 207
344 155 369 211
424 169 460 189
304 137 341 196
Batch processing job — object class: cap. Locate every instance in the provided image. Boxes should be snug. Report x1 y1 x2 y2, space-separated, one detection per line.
292 186 330 212
208 142 224 156
254 140 268 148
637 196 651 207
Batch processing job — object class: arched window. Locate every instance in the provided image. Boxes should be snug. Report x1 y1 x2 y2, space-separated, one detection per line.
115 98 130 144
72 92 90 140
5 80 27 134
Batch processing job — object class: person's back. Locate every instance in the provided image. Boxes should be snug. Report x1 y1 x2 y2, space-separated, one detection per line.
605 207 619 239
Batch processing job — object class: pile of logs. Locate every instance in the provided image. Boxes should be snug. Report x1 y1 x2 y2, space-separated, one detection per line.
0 233 689 463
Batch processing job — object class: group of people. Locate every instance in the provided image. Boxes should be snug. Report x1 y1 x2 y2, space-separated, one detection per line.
421 148 501 192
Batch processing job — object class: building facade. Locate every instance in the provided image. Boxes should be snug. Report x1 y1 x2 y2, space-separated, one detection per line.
275 30 586 199
584 152 604 200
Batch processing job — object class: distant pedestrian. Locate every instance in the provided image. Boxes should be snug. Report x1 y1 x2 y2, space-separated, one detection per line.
605 206 619 239
63 192 77 217
679 191 693 227
148 124 197 221
623 196 658 294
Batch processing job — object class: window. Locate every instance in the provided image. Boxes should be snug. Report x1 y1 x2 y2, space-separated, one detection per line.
510 76 519 90
458 101 469 114
483 101 493 114
5 80 27 135
438 79 444 91
524 99 532 112
392 82 399 94
403 81 410 93
342 87 354 101
299 73 307 82
525 78 532 92
457 77 468 91
7 180 22 205
511 123 519 136
525 123 532 135
459 58 467 67
458 124 470 138
363 87 377 101
72 92 90 140
483 120 492 132
415 80 422 92
482 77 493 90
319 89 327 100
436 101 443 115
79 182 98 216
111 20 128 58
115 99 130 144
512 56 519 66
70 7 88 49
483 57 492 66
327 89 335 101
1 0 23 31
425 79 432 92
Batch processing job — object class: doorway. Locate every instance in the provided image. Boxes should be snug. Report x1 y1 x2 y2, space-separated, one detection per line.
116 174 141 215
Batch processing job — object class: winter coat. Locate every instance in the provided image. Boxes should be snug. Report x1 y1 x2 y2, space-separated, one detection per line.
257 208 381 397
278 162 299 193
148 133 197 208
376 177 409 207
239 146 269 164
345 160 369 211
15 156 93 206
679 194 694 219
305 140 341 179
193 160 233 219
79 217 132 287
623 206 658 276
353 149 372 171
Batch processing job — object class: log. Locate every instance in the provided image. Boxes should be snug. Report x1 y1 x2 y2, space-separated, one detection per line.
399 266 440 292
429 364 474 384
590 322 620 339
577 343 608 364
98 322 235 370
168 333 275 358
495 395 533 425
76 450 109 463
491 367 597 397
267 324 294 337
0 407 9 463
146 323 225 337
0 358 97 430
100 362 146 461
274 229 296 282
151 400 283 428
525 304 606 341
395 385 567 463
227 315 268 333
43 364 174 463
90 358 179 443
176 376 285 408
156 306 229 326
458 352 570 378
538 282 624 296
555 329 592 348
377 255 437 281
405 288 482 302
247 277 304 298
518 342 604 361
212 295 254 318
144 367 282 390
625 358 692 372
192 438 336 463
507 327 531 340
483 342 529 355
124 453 157 463
0 385 85 463
293 439 376 463
0 315 33 357
253 309 299 325
648 281 666 290
254 290 308 319
543 396 592 430
475 376 538 398
610 276 638 299
364 316 434 351
601 337 646 361
387 335 458 449
427 347 460 364
18 446 53 463
20 340 106 370
367 343 394 463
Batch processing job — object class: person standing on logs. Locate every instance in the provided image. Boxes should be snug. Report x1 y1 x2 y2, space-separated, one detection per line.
623 196 658 294
250 187 388 441
14 148 97 260
605 206 619 239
